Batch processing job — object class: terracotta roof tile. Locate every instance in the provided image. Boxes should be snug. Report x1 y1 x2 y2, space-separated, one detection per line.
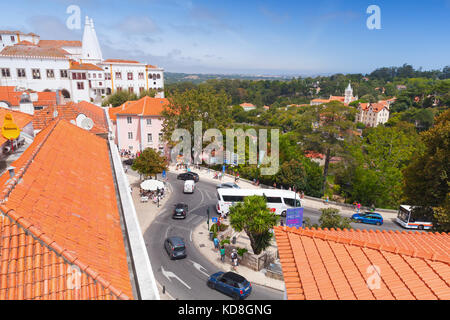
275 226 450 300
0 120 133 300
111 96 168 119
0 45 69 58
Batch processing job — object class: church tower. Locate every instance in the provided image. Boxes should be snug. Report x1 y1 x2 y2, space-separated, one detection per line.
344 82 354 105
81 16 103 64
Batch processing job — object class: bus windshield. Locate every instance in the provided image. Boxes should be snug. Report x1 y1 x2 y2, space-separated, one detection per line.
397 206 410 223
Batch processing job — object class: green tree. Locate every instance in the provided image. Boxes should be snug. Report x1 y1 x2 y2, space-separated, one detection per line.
275 159 307 191
131 148 168 179
139 89 158 99
161 85 231 154
229 195 279 255
318 208 353 229
102 90 138 107
403 110 449 230
297 101 357 195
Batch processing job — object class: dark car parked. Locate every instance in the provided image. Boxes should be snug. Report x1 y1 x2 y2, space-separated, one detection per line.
173 203 188 219
123 159 134 166
207 271 252 300
216 183 240 189
164 236 187 260
177 172 199 182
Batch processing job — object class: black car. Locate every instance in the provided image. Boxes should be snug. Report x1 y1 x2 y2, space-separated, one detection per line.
164 236 187 260
216 183 240 189
177 172 199 182
173 203 188 219
123 159 134 166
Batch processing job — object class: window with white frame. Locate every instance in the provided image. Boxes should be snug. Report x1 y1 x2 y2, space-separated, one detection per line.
147 133 152 142
127 116 132 124
128 132 133 139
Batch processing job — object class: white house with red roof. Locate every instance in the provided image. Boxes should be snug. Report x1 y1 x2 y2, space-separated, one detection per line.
356 100 393 127
311 82 358 106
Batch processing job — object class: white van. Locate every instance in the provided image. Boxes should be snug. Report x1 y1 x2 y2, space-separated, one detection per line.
183 180 195 194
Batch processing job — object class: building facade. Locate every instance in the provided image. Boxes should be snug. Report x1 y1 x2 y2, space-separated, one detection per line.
356 100 391 127
0 16 164 104
109 96 167 155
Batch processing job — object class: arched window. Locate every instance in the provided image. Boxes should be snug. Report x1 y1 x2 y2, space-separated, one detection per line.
157 74 161 79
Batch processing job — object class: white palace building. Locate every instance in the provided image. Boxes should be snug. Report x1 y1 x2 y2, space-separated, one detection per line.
0 17 164 104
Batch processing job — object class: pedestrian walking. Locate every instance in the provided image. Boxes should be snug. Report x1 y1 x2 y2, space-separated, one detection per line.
220 246 226 262
213 237 220 250
357 202 361 214
231 249 238 269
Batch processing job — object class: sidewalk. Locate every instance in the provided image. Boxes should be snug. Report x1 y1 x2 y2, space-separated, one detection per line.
191 220 285 292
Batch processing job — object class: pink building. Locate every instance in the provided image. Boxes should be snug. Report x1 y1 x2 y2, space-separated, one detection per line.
109 96 168 155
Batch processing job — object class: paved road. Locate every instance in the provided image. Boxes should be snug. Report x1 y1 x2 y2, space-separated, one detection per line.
143 172 403 300
144 172 284 300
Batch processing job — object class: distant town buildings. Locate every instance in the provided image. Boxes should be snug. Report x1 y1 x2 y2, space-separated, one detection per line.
0 17 164 104
240 102 257 111
310 82 357 106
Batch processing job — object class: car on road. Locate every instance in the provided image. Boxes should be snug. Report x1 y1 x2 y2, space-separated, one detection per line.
207 271 252 300
123 159 134 166
164 236 187 260
351 212 384 226
216 182 240 189
173 203 189 219
177 172 199 182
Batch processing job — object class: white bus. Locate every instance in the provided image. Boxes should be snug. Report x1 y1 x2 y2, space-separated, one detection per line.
396 205 433 230
216 188 302 217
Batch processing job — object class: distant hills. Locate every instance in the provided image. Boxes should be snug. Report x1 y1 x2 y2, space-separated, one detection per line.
164 72 294 84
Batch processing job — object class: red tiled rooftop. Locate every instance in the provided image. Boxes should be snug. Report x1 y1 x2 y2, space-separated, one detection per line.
38 40 82 48
0 120 133 300
69 61 103 71
33 102 108 135
0 45 69 58
275 226 450 300
110 96 168 120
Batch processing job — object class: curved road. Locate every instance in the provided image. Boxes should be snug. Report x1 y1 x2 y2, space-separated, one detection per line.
143 172 403 300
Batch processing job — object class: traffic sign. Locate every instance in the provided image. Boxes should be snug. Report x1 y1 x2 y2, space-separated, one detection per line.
212 217 218 223
1 113 20 140
286 208 303 228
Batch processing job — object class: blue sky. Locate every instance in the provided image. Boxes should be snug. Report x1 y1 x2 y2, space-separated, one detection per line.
1 0 449 75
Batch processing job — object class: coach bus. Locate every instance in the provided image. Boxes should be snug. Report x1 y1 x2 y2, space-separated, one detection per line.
395 205 433 230
216 188 302 217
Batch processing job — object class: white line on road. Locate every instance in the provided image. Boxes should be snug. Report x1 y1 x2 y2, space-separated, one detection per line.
189 260 209 278
190 230 192 242
161 265 191 290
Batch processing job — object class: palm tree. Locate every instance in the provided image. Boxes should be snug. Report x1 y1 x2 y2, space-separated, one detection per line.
229 195 279 255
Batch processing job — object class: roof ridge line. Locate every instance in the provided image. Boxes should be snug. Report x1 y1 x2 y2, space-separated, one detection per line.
279 226 450 265
0 205 130 300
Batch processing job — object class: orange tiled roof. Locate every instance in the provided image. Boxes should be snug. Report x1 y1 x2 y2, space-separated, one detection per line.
69 61 103 71
72 101 108 134
108 101 134 122
0 87 58 108
113 96 168 118
275 226 450 300
0 120 133 300
0 107 33 145
33 102 108 135
240 103 256 108
38 40 82 48
311 99 330 103
0 45 69 58
104 59 140 64
15 40 35 46
329 96 345 102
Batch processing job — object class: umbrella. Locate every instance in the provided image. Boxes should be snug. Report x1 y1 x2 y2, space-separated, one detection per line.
140 179 165 191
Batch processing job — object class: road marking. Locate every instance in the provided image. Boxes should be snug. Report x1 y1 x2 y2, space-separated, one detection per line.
190 230 192 242
190 188 205 213
189 260 209 278
161 265 191 290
